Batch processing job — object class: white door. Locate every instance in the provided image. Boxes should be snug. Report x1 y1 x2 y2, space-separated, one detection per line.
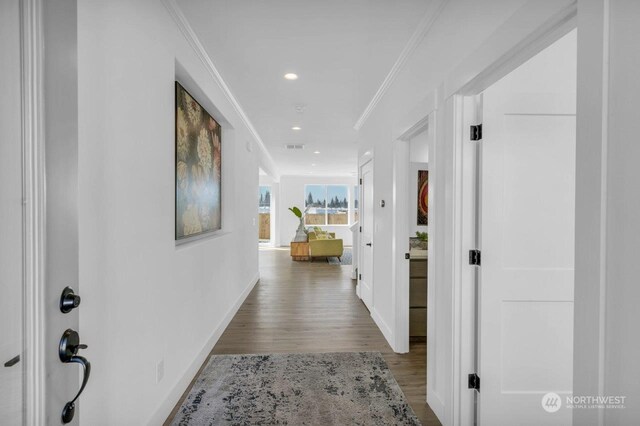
359 160 374 310
0 1 24 423
43 1 83 424
477 31 576 425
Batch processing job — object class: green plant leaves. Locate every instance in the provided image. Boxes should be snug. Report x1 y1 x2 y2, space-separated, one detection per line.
288 206 302 218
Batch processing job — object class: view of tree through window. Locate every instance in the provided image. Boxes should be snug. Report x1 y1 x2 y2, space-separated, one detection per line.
259 186 271 241
304 185 349 225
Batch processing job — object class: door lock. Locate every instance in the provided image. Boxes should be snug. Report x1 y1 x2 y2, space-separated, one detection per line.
60 287 81 313
59 329 91 424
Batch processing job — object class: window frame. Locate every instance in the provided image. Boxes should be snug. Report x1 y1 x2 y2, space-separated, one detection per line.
303 184 351 227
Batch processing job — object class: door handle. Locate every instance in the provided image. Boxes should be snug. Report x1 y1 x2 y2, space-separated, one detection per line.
366 243 372 246
59 329 91 424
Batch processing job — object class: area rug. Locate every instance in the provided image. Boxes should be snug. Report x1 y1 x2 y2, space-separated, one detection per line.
171 352 420 425
327 247 352 265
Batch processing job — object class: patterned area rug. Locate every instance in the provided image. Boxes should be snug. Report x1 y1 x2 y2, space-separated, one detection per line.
171 352 420 425
327 247 352 265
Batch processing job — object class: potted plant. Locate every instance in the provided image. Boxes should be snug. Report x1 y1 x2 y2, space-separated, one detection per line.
289 206 309 242
410 231 428 250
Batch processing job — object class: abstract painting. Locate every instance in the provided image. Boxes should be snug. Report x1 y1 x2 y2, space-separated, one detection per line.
417 170 428 226
175 82 222 240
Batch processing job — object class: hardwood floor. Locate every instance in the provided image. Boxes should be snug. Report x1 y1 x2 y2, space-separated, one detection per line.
166 247 441 425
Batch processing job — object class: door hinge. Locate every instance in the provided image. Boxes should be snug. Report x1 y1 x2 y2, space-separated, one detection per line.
470 124 482 141
359 226 362 232
469 249 481 266
359 178 363 185
468 373 480 391
359 274 362 280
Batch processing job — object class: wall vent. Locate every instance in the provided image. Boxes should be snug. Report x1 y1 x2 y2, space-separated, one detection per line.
285 144 305 150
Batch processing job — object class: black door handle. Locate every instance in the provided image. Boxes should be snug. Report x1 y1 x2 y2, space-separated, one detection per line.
59 329 91 424
366 243 372 246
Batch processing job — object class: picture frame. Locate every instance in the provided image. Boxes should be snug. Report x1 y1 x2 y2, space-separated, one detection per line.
175 81 222 240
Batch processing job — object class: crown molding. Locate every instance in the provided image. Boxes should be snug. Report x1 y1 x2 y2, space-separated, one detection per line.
353 0 449 131
162 0 280 179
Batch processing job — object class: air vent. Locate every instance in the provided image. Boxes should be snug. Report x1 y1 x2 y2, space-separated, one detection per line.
285 144 305 150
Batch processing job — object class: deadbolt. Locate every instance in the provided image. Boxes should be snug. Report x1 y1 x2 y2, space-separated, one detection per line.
60 287 81 313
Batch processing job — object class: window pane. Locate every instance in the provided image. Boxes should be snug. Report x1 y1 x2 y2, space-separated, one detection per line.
259 186 271 241
305 185 326 225
327 185 348 225
353 185 359 223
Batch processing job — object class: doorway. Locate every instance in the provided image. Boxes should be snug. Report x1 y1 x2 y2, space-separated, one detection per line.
407 127 431 345
472 29 577 425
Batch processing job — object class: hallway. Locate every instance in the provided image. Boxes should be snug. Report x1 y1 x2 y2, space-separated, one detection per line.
167 247 440 425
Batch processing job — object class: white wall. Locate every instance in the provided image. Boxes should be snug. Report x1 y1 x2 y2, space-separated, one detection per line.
277 175 357 246
77 1 260 424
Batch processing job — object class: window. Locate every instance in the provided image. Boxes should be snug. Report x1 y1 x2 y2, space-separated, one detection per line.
259 186 271 212
353 185 359 223
304 185 349 226
258 186 271 241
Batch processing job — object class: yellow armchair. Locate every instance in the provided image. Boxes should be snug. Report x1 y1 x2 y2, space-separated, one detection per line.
307 231 344 260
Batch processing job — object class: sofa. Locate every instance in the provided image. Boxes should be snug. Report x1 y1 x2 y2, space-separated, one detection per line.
307 231 344 261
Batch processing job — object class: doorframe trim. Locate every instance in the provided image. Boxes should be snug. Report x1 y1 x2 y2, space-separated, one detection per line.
450 11 578 426
21 0 46 424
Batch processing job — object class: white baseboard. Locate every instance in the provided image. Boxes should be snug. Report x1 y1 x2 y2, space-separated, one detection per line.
147 272 259 425
371 308 396 351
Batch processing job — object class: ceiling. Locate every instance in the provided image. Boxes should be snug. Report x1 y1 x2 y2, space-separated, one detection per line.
178 0 431 177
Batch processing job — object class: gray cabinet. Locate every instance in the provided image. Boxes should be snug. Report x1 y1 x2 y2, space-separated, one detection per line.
409 258 427 337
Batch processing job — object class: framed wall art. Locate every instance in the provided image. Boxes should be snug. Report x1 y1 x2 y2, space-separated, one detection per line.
417 169 428 226
175 81 222 240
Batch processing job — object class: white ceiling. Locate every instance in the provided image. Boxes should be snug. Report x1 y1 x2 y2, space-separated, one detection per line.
178 0 431 177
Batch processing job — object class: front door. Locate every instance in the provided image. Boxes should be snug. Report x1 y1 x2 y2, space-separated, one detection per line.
43 1 84 424
359 160 374 310
0 1 24 423
477 30 577 425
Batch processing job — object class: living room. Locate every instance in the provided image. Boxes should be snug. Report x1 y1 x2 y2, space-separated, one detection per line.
259 174 358 262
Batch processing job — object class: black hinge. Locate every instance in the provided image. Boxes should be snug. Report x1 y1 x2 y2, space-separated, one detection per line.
470 124 482 141
359 226 362 232
359 178 363 185
468 373 480 391
359 274 362 280
469 249 481 266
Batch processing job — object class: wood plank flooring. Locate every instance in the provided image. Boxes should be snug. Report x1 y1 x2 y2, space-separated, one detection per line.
166 247 441 425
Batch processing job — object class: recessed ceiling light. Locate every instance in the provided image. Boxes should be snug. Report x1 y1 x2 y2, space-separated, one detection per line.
291 126 301 130
284 73 298 80
313 151 320 154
